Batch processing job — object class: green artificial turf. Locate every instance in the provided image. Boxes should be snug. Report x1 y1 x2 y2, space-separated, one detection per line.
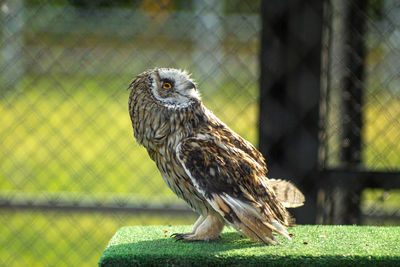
98 225 400 266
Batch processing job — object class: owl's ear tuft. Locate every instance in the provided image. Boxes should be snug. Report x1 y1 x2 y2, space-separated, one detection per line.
127 78 138 91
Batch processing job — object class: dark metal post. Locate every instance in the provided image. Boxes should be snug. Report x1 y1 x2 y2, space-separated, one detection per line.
316 0 367 225
336 0 367 224
341 0 366 167
259 0 324 224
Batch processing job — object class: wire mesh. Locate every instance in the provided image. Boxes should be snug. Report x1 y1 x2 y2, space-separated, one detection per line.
319 0 400 224
0 0 260 265
321 0 400 170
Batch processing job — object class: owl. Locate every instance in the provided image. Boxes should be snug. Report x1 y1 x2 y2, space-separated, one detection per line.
128 68 305 244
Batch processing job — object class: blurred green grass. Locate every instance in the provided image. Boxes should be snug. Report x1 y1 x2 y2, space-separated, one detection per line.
0 210 197 267
1 74 163 195
363 93 400 169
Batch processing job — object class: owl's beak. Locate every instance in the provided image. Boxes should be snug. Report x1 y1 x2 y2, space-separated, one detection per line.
185 81 197 91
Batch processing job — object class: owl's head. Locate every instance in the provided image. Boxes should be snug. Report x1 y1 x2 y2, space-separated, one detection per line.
139 68 201 109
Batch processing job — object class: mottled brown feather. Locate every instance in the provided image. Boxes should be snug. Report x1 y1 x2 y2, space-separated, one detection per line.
268 179 305 208
177 137 292 226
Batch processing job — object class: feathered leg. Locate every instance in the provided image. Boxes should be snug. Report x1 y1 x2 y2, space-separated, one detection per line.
171 215 205 237
172 214 224 242
191 215 206 233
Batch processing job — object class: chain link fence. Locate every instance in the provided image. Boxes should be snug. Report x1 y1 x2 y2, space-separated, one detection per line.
0 0 260 265
319 0 400 224
1 0 400 266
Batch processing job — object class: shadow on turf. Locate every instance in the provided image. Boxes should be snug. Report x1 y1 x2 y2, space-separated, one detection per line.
99 230 400 266
101 239 399 267
99 232 259 266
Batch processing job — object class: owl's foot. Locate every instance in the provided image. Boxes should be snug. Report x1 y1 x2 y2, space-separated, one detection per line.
171 232 220 242
171 214 224 242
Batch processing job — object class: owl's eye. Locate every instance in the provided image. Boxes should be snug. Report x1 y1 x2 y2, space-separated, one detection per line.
162 82 172 90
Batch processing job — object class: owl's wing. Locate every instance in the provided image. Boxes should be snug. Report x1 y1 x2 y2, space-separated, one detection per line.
176 137 292 244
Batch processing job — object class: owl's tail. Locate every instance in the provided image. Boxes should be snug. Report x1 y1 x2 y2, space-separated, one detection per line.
214 194 291 245
268 179 305 208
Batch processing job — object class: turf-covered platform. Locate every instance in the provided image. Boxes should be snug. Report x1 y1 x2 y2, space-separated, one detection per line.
99 225 400 266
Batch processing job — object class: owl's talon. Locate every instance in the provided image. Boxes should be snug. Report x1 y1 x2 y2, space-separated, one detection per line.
171 233 205 242
171 233 189 241
171 232 221 242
